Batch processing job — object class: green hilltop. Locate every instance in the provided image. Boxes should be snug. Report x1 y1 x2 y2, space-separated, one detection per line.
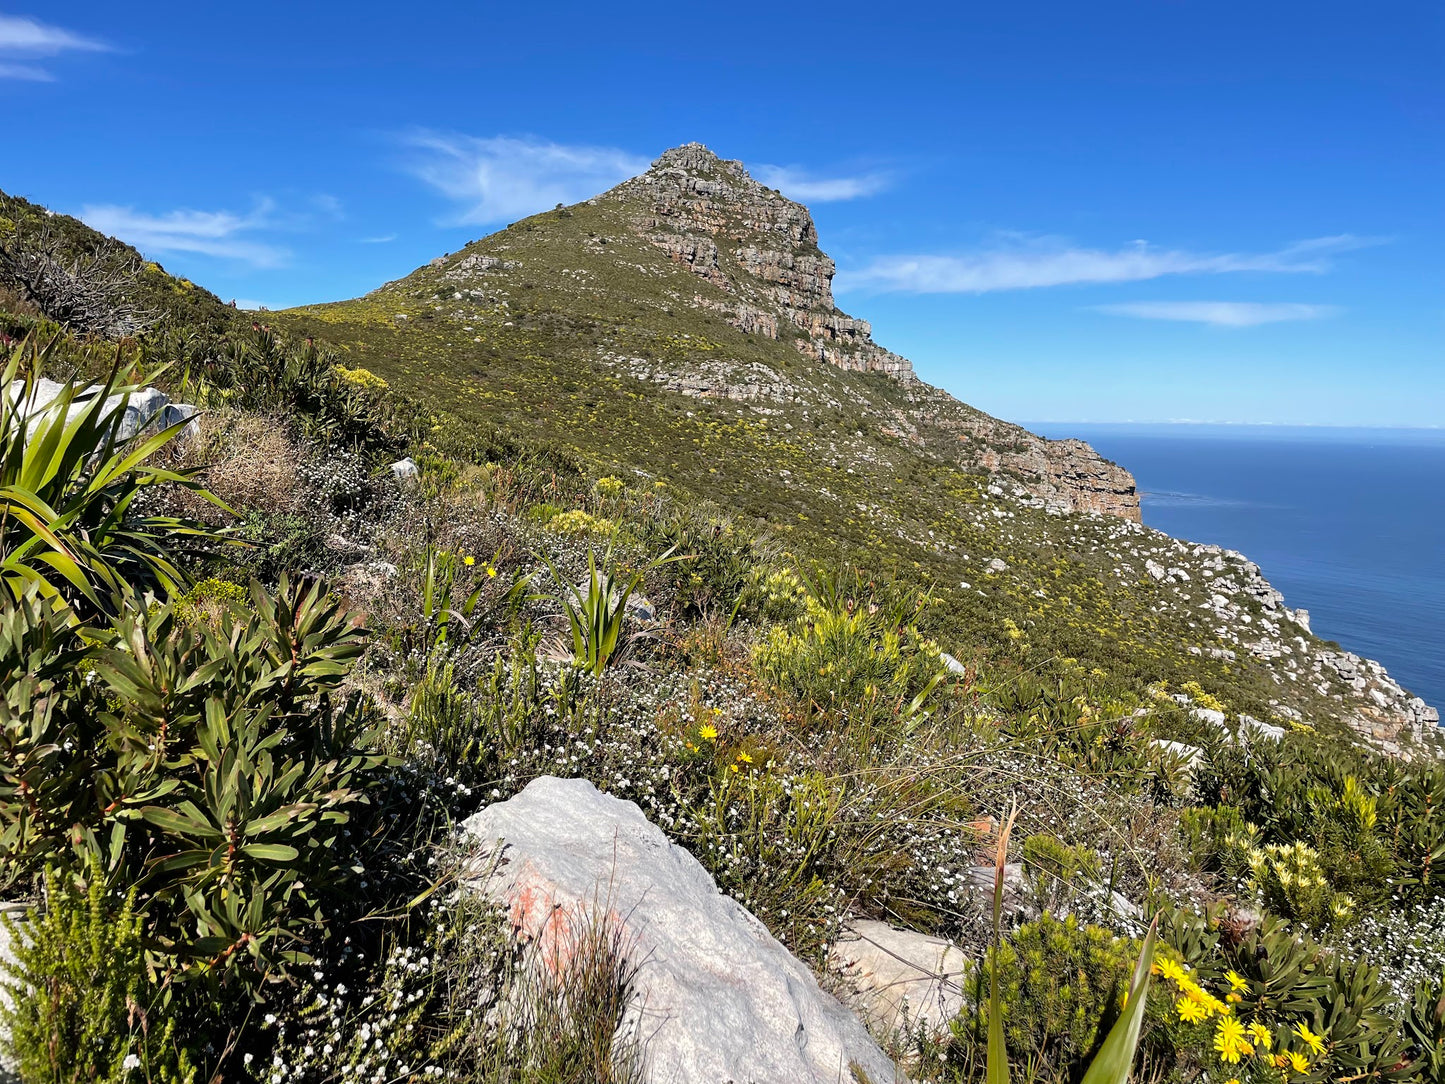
268 143 1429 746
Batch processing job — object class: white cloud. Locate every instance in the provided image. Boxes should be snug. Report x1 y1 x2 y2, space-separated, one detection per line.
80 200 290 268
753 165 890 203
402 132 649 225
1091 301 1341 327
358 234 397 244
840 234 1384 294
0 14 109 80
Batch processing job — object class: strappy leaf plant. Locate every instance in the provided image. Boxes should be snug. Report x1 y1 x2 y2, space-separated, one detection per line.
0 333 228 613
538 544 682 676
983 804 1159 1084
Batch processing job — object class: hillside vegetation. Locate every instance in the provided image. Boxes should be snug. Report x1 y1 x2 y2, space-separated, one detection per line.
0 152 1441 1084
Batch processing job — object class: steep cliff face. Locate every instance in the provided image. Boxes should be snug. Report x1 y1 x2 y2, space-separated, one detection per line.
612 144 916 383
597 144 1139 520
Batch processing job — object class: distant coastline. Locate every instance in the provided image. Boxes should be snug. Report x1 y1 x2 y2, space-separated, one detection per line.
1027 421 1445 715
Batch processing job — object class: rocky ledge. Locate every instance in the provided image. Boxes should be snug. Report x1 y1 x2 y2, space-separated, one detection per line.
603 143 1141 521
610 143 915 383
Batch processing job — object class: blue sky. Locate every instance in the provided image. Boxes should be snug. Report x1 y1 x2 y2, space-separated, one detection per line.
3 1 1440 426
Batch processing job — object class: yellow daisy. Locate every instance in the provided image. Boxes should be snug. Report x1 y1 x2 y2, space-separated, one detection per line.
1152 957 1187 985
1247 1022 1272 1050
1294 1021 1326 1056
1286 1050 1311 1073
699 724 718 741
1214 1017 1253 1064
1226 969 1249 993
1177 996 1209 1024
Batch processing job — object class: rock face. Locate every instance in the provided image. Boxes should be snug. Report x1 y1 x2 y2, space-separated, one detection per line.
462 776 900 1084
614 144 914 383
601 144 1140 521
830 919 967 1037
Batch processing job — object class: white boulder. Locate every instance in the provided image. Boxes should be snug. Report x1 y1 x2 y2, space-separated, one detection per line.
462 777 900 1084
830 919 966 1037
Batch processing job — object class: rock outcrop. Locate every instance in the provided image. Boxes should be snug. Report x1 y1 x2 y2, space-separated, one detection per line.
9 378 198 443
462 776 901 1084
830 919 967 1037
602 144 1140 520
612 143 915 383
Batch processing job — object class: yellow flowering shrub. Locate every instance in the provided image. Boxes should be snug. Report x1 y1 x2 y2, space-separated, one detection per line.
333 364 389 391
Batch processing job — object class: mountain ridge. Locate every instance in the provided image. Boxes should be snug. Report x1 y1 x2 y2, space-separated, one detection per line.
265 141 1436 747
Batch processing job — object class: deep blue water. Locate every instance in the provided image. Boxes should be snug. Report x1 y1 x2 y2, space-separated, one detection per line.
1027 424 1445 712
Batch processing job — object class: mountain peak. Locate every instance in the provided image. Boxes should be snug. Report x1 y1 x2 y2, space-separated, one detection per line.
649 142 745 178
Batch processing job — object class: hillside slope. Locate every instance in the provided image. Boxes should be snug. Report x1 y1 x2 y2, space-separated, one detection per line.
0 188 238 337
268 143 1437 749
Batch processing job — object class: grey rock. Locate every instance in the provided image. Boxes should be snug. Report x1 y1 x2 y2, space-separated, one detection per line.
830 919 965 1036
1238 714 1286 742
14 378 199 444
939 651 968 677
1191 706 1227 730
390 457 419 483
985 558 1009 573
462 778 900 1084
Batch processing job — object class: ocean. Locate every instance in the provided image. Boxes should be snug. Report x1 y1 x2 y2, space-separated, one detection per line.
1027 423 1445 714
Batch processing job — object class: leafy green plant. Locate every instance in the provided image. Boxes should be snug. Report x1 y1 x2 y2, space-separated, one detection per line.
0 863 197 1084
1 575 385 988
0 334 227 612
962 806 1159 1084
540 544 679 676
419 542 527 653
752 568 948 734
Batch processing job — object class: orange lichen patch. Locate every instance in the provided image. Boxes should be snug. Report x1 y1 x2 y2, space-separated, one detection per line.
507 872 625 976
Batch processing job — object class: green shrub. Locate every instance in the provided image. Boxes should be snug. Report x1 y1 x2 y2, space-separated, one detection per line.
1 577 385 988
540 545 678 676
752 570 947 734
0 864 197 1083
1 334 227 613
953 912 1164 1076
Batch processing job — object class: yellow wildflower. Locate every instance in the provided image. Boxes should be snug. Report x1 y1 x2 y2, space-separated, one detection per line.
699 724 717 741
1294 1022 1326 1055
1247 1022 1272 1050
1152 957 1187 985
1177 996 1209 1024
1285 1050 1311 1073
463 555 475 566
486 565 498 578
1214 1017 1253 1064
1226 969 1249 993
736 750 753 764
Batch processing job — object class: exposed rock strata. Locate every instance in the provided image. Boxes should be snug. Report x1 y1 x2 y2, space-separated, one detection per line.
605 143 1139 520
612 143 915 384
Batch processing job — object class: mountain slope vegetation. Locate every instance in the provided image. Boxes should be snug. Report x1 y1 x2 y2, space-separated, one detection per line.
0 151 1441 1083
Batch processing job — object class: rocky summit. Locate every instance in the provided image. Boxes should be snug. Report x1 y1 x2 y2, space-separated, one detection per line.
334 142 1139 522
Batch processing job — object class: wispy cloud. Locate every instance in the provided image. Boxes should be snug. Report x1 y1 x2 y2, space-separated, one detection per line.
840 233 1385 294
401 132 649 225
80 200 290 268
358 234 397 244
0 14 109 80
753 164 891 203
1091 301 1341 327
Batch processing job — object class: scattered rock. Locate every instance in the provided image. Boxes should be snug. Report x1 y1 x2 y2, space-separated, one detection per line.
390 457 419 483
12 378 199 444
461 778 900 1084
830 919 966 1036
939 651 968 676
